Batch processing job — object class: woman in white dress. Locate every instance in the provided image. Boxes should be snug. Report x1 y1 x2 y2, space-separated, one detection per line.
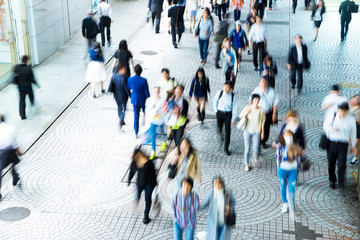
86 42 106 98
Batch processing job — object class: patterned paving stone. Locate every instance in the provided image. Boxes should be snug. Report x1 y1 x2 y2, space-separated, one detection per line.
291 91 328 121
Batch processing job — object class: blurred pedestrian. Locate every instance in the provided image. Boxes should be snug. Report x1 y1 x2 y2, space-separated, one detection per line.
194 8 214 65
248 16 267 72
213 0 228 21
276 130 302 220
232 0 243 21
113 40 135 78
13 55 41 120
239 94 265 171
85 42 106 98
244 8 257 52
200 177 235 240
177 0 186 34
82 10 99 59
230 21 248 69
168 0 183 48
287 35 310 93
220 38 237 83
0 114 21 201
321 84 348 119
292 0 297 14
251 77 279 148
189 68 210 124
128 148 157 224
172 177 200 240
311 0 326 41
252 0 266 18
324 102 356 189
156 68 178 100
339 0 353 41
214 18 229 69
108 63 131 129
213 81 238 156
148 0 165 33
260 55 278 88
188 0 199 32
349 95 360 165
127 64 150 138
98 0 112 47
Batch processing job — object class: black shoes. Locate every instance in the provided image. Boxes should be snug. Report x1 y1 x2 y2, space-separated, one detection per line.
254 67 258 71
262 143 270 149
329 182 335 189
13 174 20 186
173 43 178 48
291 85 295 89
143 214 151 224
101 89 105 94
21 116 27 120
215 64 221 69
225 150 232 156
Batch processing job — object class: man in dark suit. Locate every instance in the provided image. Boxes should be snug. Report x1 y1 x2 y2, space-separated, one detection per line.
82 10 99 58
339 0 353 41
127 64 150 137
108 63 131 129
148 0 165 33
13 55 40 120
168 0 182 48
287 35 310 93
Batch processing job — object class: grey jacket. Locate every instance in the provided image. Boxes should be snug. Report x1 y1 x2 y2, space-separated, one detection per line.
148 0 164 13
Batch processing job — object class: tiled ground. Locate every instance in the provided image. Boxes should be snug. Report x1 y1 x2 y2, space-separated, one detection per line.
0 0 359 239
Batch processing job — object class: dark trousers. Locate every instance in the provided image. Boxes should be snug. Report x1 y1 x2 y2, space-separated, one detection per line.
256 3 265 18
268 76 275 88
0 167 18 194
215 43 222 66
304 0 310 8
178 6 185 28
137 184 155 215
340 17 351 40
269 0 273 8
171 25 184 44
216 111 232 151
234 9 241 21
252 41 265 69
19 88 34 118
133 105 145 135
0 149 19 194
199 39 209 61
100 16 111 46
292 0 297 13
116 100 127 124
172 124 186 147
291 63 303 89
216 3 227 21
327 141 348 187
152 11 161 33
261 112 272 146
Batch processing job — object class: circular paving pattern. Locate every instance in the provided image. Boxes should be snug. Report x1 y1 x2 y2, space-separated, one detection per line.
296 176 360 239
6 154 136 212
156 165 284 225
291 91 327 121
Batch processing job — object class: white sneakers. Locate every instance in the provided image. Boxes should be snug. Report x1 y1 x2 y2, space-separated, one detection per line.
282 203 288 213
244 165 250 172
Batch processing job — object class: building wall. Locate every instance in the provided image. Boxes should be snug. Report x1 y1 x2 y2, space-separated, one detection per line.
25 0 91 65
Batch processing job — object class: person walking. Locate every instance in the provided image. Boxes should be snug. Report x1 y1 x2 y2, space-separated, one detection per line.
287 35 310 93
292 0 298 14
230 21 248 69
194 7 214 65
339 0 353 41
82 10 99 59
311 0 326 41
200 177 236 240
188 0 199 32
276 130 302 220
0 114 21 201
113 40 135 78
177 0 186 33
213 0 228 21
349 95 360 165
239 94 265 171
85 42 106 98
321 84 348 119
213 82 238 156
127 64 150 138
148 0 165 33
13 55 40 120
156 68 178 100
214 18 229 69
252 0 266 18
248 16 267 72
108 63 131 129
232 0 243 21
168 0 183 48
172 177 200 240
260 55 278 88
220 38 237 83
251 77 279 148
189 68 210 124
98 0 112 47
324 102 356 189
128 148 157 224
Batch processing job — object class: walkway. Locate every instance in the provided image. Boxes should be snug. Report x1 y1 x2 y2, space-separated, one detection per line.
0 0 359 239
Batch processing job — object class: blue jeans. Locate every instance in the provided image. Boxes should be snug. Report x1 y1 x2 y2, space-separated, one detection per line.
234 9 241 21
198 38 209 61
133 105 145 135
116 100 127 123
174 222 195 240
137 184 155 215
243 130 260 165
216 224 226 239
278 167 297 211
150 123 165 151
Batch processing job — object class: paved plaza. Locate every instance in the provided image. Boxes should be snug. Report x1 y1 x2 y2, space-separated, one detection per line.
0 0 360 239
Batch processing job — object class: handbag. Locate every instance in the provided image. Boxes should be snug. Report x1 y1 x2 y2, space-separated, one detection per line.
300 156 311 171
237 116 247 131
225 191 236 226
194 18 201 36
319 112 336 150
168 164 177 179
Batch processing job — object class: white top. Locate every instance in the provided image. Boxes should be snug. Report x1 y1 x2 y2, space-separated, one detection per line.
280 160 298 170
313 8 322 21
0 123 18 150
323 113 357 148
146 96 165 125
248 23 267 43
214 189 225 225
98 1 112 18
213 91 238 122
321 93 348 119
296 45 303 64
188 0 198 11
251 86 279 114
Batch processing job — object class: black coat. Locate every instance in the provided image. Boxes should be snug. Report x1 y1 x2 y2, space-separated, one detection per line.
13 64 38 88
108 73 130 104
82 16 99 39
128 160 157 187
168 6 179 27
148 0 164 13
288 44 310 69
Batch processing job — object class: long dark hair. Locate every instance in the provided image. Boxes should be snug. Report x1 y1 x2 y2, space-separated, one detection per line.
93 42 102 56
194 68 207 84
119 40 128 53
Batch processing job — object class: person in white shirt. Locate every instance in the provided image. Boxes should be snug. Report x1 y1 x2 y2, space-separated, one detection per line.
213 82 238 156
251 77 279 148
0 114 22 201
321 84 348 119
248 16 267 71
323 102 356 189
98 0 113 47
